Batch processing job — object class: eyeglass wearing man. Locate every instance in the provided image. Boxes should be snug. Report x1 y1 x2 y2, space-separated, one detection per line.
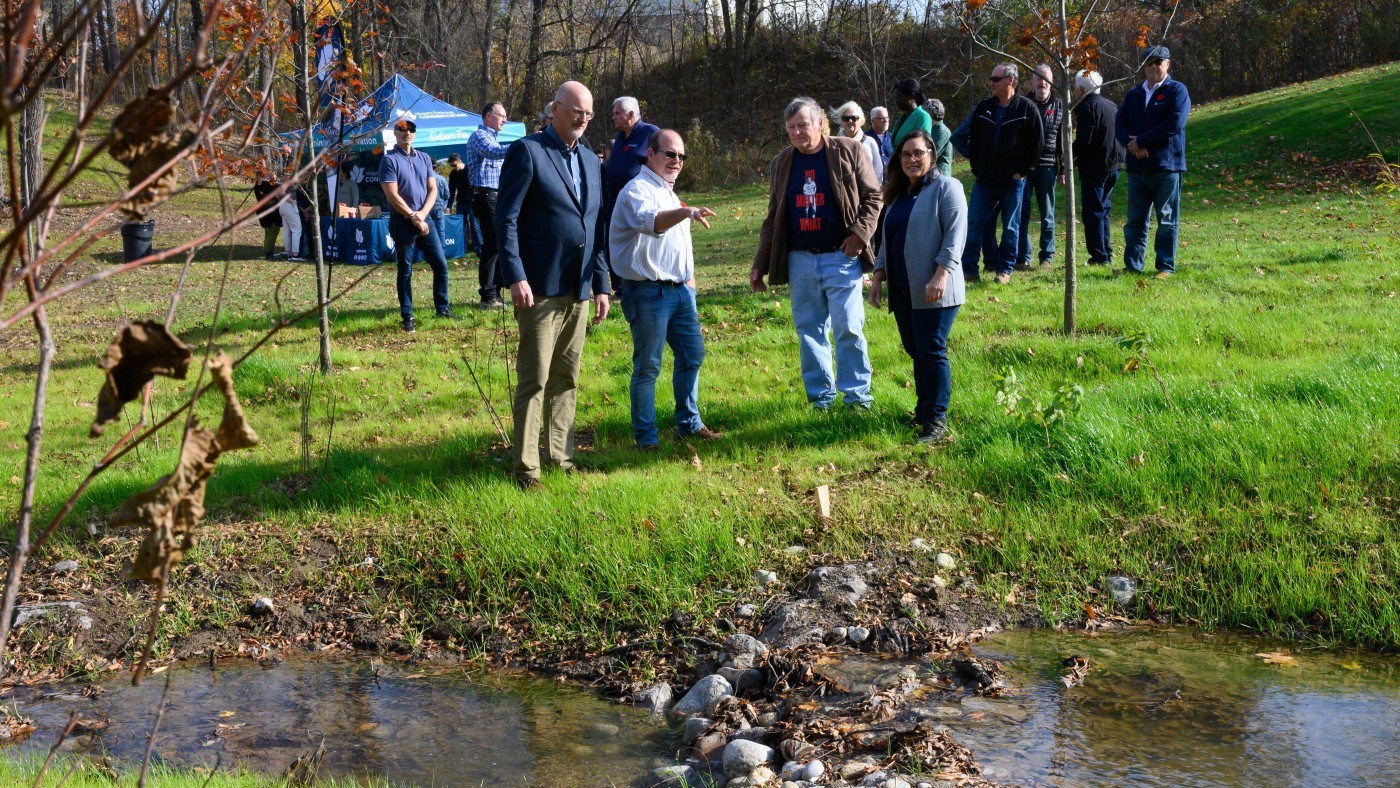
1014 64 1065 270
495 81 611 491
961 63 1044 285
1115 46 1191 278
466 102 511 307
608 129 722 451
380 119 453 332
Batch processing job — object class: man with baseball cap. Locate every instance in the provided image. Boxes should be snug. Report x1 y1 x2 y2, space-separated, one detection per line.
380 118 454 332
1115 45 1191 278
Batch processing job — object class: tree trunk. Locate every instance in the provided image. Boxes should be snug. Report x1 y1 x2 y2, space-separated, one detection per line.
298 0 333 374
519 0 545 118
1061 77 1077 336
290 1 308 118
479 0 493 106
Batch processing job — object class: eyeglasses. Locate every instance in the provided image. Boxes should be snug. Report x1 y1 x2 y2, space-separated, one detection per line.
394 127 415 134
655 149 688 162
901 149 930 160
1145 58 1166 66
841 115 861 122
988 75 1009 83
557 103 594 120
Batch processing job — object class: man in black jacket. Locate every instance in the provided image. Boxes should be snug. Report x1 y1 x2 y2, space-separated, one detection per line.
962 63 1044 284
1016 64 1064 270
1072 69 1126 265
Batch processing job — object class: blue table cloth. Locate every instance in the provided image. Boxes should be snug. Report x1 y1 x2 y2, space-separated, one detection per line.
322 215 466 265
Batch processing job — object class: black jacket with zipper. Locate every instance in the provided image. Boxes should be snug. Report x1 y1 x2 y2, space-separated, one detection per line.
967 94 1044 188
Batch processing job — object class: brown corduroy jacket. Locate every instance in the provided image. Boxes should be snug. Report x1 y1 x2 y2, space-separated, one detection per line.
752 135 883 286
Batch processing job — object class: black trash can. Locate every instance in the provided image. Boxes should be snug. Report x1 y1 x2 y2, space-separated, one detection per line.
120 220 155 262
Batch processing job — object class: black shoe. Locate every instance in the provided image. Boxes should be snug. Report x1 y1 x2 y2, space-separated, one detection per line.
639 443 660 453
401 316 416 333
516 476 544 492
1013 261 1035 272
436 307 456 319
917 422 947 445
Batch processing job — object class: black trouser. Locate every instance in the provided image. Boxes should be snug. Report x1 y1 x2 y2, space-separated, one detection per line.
472 188 500 301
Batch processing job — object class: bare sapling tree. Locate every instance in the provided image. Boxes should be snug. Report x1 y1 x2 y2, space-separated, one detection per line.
0 0 372 683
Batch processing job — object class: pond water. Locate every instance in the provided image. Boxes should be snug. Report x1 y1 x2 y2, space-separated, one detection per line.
4 630 1400 786
5 658 676 785
961 628 1400 786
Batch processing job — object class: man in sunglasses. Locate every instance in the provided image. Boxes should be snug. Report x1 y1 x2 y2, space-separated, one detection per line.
497 81 611 491
1116 45 1191 278
961 63 1044 285
380 118 454 332
609 129 721 451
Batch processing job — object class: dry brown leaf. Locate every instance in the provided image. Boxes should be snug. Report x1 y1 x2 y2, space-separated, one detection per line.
1256 651 1299 666
112 353 259 582
108 90 196 220
92 320 191 436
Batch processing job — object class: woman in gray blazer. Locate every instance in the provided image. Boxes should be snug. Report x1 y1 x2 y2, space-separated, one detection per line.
868 130 969 444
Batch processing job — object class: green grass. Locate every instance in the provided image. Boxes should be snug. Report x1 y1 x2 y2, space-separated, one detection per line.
0 64 1397 667
0 752 383 786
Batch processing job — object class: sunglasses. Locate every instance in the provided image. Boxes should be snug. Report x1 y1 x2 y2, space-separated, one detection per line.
988 75 1009 83
655 149 688 162
841 115 861 122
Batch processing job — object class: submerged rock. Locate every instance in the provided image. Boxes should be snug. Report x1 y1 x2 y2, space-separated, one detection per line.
683 716 712 744
653 764 696 785
633 682 673 713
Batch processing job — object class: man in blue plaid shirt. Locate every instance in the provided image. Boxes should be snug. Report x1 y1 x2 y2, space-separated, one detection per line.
467 101 511 307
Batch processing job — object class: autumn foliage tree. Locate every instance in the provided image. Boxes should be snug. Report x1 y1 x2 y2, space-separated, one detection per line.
962 0 1181 334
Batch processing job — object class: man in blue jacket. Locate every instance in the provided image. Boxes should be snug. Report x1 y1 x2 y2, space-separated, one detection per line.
496 80 611 490
1116 46 1190 277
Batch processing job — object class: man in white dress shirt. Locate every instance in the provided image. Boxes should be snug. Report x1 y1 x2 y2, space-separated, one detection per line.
609 129 722 451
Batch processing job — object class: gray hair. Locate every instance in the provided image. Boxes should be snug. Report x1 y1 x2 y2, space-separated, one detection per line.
996 62 1019 86
870 105 889 118
783 96 828 133
1034 63 1055 83
613 96 640 117
1075 69 1103 94
925 98 945 122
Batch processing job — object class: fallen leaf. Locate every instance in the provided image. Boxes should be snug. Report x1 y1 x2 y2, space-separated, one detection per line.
1256 651 1299 666
357 722 378 732
218 710 237 718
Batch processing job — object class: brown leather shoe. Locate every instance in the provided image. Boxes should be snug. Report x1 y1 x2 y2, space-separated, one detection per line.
515 476 545 492
994 273 1012 285
685 426 724 441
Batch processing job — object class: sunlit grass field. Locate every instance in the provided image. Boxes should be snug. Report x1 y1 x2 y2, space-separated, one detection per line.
0 63 1397 659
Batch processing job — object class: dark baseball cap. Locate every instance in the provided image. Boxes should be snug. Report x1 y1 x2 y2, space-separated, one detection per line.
1143 45 1171 61
393 119 417 133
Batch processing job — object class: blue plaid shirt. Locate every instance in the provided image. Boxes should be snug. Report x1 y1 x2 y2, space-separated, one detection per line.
466 126 508 189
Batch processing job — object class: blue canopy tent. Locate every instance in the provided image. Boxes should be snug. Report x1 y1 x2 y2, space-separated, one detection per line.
281 75 528 263
283 74 528 209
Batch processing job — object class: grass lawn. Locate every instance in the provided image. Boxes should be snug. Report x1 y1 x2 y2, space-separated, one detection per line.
0 63 1397 676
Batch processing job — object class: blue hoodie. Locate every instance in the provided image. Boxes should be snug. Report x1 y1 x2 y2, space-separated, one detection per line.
1116 77 1190 173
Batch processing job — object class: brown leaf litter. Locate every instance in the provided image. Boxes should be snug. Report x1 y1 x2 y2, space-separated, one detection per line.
108 90 197 221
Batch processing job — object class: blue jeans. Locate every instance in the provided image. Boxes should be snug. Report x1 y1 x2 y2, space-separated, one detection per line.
1123 170 1181 273
889 288 959 427
620 280 707 447
963 179 1026 277
1017 166 1057 264
1080 169 1119 263
787 250 872 408
389 214 450 316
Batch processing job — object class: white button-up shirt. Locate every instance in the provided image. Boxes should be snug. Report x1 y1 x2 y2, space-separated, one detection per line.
608 165 693 284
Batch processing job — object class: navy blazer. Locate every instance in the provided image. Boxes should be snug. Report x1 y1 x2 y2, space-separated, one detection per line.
496 130 611 300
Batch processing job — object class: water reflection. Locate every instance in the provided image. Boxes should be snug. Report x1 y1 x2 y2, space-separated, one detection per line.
6 659 673 785
965 629 1400 786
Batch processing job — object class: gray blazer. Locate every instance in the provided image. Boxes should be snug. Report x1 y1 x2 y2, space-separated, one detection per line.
874 173 968 309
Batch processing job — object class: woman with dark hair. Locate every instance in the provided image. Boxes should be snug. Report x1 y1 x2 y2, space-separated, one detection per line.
890 78 933 148
868 131 968 444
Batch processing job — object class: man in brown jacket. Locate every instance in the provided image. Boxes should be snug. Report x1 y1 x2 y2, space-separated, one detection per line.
751 97 883 410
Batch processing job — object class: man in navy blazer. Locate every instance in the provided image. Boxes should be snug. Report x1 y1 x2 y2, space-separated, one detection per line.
496 80 611 490
1116 45 1190 277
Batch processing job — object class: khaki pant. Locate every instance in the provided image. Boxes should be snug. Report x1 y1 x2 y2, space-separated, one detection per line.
512 296 589 481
